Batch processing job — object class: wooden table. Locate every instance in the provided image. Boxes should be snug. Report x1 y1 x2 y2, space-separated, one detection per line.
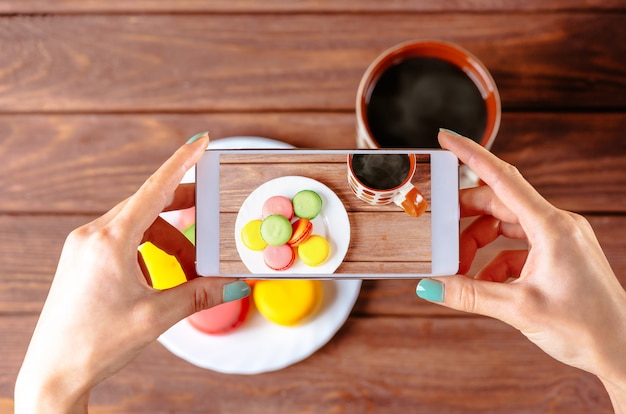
1 1 625 412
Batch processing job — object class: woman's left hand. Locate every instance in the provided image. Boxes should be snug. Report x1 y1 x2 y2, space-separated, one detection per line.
15 135 250 413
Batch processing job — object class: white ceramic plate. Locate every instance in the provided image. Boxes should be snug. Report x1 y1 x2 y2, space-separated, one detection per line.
158 278 361 374
158 136 361 375
207 136 295 150
235 176 350 275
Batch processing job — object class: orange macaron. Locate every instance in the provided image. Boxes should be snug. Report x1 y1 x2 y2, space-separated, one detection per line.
288 218 313 246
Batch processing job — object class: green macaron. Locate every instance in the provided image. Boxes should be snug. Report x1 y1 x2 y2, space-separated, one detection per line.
260 214 293 246
183 223 195 245
292 190 323 219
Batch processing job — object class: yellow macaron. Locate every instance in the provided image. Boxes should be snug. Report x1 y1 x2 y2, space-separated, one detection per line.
297 235 330 267
138 242 187 290
253 279 322 326
241 219 268 251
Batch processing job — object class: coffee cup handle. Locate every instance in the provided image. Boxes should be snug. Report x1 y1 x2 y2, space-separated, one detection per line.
393 185 428 218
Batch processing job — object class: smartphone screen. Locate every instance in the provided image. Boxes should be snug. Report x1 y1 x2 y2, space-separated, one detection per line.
196 149 459 278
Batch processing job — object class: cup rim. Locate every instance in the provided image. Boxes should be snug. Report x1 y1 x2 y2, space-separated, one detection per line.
348 153 417 193
356 39 501 150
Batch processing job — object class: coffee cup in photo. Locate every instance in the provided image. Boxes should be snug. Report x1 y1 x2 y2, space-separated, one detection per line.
347 153 428 218
356 40 500 150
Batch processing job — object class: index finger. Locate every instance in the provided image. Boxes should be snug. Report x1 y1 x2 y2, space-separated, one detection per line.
114 135 209 242
438 130 555 232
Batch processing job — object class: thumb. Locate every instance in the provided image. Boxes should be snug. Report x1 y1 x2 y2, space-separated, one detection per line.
416 276 517 323
151 278 251 332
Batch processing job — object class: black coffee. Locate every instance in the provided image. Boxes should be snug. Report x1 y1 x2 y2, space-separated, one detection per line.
367 57 487 148
352 154 410 190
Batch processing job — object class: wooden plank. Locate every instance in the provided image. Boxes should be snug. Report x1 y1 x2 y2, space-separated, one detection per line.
0 0 623 13
493 113 626 213
0 113 355 214
1 214 624 315
219 260 433 276
217 152 430 164
0 215 88 314
0 112 625 214
0 314 612 412
0 14 625 112
215 162 432 212
220 211 433 268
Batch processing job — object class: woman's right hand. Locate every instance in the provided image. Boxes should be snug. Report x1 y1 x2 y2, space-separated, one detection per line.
417 129 626 412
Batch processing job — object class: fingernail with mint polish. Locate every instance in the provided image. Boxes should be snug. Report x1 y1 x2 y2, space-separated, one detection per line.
439 128 463 137
186 131 209 144
223 281 251 303
416 279 444 302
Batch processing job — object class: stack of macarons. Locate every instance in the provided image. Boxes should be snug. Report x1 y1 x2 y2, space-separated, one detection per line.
141 239 322 332
143 204 328 336
188 279 323 331
241 190 332 271
139 231 252 336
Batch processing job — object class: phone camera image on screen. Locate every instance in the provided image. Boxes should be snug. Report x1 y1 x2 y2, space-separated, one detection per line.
195 149 461 279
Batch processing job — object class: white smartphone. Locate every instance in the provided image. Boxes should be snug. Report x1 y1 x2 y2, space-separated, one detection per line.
195 149 459 279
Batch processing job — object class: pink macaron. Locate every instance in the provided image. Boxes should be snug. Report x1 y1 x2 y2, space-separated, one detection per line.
263 244 296 271
262 196 294 220
187 297 250 335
